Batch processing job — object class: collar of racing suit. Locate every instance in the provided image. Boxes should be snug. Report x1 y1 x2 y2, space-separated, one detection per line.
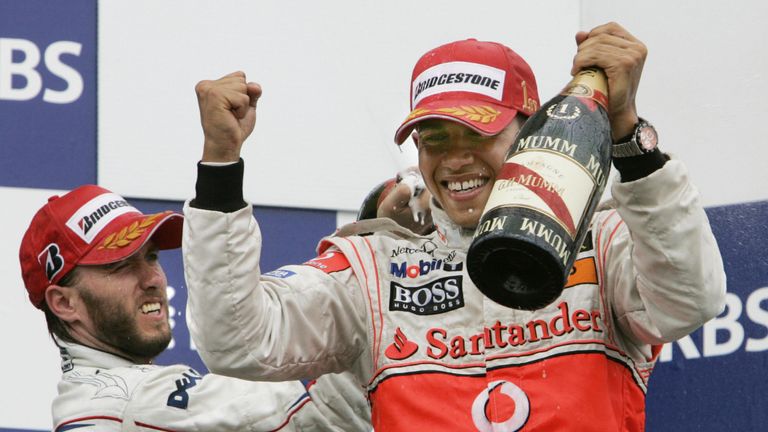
54 336 137 373
429 198 476 249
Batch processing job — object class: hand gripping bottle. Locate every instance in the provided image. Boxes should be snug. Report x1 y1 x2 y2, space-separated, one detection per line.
467 68 612 310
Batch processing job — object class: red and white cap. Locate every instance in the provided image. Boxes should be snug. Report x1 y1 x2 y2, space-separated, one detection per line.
394 38 540 145
19 185 183 309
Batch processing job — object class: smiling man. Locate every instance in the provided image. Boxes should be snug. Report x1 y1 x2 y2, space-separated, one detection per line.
184 22 726 431
19 185 370 431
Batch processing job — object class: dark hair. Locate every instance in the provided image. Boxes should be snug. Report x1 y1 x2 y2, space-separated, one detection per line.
356 178 396 221
43 268 80 343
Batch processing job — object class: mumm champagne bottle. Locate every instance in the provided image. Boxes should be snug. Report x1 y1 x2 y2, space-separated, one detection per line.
467 68 612 310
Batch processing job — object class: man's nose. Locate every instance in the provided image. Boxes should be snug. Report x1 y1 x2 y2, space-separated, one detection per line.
138 262 165 290
442 145 474 170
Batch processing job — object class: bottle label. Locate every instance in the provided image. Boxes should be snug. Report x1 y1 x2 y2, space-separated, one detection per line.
484 150 595 238
561 68 608 110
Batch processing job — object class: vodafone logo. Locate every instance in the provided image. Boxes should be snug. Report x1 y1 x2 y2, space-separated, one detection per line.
471 380 530 432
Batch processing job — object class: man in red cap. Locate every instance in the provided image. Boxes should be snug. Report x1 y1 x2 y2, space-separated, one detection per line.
183 23 726 431
19 185 370 431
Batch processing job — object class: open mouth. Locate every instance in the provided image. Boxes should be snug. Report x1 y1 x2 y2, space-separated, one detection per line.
443 177 489 193
141 302 162 315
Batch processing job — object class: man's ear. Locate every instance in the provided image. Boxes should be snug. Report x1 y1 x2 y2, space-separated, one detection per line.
411 130 419 149
45 285 78 322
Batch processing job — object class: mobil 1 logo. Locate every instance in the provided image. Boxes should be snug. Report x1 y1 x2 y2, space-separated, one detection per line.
390 275 464 315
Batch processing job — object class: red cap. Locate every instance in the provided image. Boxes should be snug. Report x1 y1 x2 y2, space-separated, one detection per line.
394 39 540 144
19 185 183 309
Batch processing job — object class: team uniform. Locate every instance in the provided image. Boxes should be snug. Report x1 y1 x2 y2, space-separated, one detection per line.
52 338 371 431
183 158 725 431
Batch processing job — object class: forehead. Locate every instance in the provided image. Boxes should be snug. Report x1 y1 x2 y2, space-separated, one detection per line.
416 119 484 135
82 240 160 271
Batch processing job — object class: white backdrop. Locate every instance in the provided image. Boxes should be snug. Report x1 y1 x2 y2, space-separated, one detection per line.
98 0 578 211
580 0 768 207
98 0 768 211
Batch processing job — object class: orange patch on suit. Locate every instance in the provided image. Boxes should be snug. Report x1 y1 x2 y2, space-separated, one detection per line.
303 251 351 274
564 257 597 289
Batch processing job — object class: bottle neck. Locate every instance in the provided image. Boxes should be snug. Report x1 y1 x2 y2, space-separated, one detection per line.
562 68 609 110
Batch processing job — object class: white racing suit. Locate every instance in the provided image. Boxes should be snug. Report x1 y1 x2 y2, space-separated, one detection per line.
183 158 726 431
52 338 371 431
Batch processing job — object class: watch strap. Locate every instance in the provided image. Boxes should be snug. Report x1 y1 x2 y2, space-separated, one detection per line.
612 118 657 158
612 139 645 158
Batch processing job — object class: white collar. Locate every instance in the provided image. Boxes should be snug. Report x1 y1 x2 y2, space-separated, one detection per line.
55 336 138 372
430 199 476 248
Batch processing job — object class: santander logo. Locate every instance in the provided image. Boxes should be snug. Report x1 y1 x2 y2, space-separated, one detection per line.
384 327 418 360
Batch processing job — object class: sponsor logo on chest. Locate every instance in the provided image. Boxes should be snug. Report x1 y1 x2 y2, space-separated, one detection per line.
384 301 603 361
389 275 464 315
389 258 463 279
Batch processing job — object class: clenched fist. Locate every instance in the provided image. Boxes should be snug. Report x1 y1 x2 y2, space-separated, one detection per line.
195 71 262 162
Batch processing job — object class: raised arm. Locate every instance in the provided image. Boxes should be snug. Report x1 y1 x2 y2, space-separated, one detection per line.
573 23 726 345
183 72 370 382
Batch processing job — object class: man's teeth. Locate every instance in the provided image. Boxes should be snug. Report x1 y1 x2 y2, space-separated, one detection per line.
447 178 486 192
141 303 161 314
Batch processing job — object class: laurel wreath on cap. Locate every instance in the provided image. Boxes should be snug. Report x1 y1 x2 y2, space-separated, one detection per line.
437 106 500 123
406 106 500 124
98 212 165 250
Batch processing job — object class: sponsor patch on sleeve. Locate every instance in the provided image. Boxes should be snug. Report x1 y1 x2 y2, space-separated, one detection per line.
264 269 297 279
564 257 598 288
302 251 351 274
166 368 203 409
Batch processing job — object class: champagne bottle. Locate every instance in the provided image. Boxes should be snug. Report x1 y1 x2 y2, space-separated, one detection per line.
466 68 612 310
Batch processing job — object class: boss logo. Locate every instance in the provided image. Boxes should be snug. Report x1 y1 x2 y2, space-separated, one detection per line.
389 276 464 315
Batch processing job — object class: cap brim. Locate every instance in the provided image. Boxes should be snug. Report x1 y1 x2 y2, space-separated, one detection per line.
78 211 183 266
394 99 519 145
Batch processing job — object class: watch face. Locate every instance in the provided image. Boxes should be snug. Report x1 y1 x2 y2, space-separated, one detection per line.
638 125 658 151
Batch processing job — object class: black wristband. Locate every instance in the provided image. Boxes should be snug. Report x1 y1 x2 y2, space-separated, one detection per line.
190 159 248 212
611 149 669 182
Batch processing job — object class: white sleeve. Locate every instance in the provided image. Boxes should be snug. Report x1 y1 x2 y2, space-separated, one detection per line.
306 373 373 431
122 365 360 431
182 202 370 381
597 158 727 345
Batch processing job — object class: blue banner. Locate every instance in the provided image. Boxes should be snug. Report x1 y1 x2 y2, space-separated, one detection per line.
646 200 768 430
0 0 97 189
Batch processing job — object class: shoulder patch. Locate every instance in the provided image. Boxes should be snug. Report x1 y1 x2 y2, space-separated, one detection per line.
303 251 351 274
264 269 297 279
564 257 598 288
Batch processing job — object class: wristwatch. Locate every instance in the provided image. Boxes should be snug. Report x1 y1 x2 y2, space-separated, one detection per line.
612 118 658 158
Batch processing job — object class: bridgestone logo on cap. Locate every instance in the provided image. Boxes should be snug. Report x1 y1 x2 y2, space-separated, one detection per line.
412 61 505 107
65 193 139 243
